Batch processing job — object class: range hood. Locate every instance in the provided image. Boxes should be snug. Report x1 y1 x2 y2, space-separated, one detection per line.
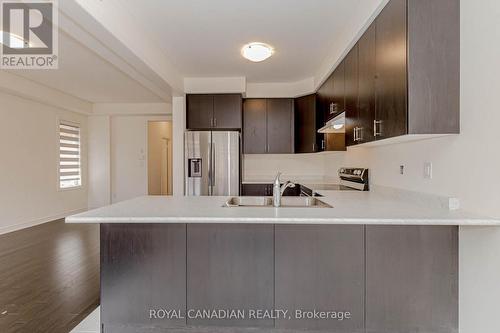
318 112 345 134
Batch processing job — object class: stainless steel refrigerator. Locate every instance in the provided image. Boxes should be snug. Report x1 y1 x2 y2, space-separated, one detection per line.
185 131 240 196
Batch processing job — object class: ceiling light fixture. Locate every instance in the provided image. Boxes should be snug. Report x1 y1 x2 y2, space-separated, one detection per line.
241 42 274 62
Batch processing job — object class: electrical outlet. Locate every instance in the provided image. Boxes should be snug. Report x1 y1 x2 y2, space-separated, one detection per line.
424 162 433 179
399 165 405 175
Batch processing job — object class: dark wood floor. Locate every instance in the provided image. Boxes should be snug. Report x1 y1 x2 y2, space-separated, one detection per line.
0 219 100 333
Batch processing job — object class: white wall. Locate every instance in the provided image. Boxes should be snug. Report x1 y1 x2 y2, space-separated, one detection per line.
172 96 186 196
0 92 88 234
110 115 171 203
245 78 315 98
88 115 111 209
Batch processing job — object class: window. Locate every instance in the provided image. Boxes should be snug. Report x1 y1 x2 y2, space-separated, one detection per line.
59 122 81 189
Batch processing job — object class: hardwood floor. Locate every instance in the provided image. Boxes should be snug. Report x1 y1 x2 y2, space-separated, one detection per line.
0 219 100 333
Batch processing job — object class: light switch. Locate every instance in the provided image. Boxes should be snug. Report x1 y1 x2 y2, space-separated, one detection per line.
424 162 433 179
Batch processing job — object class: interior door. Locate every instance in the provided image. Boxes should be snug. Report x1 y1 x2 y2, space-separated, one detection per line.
211 131 239 196
185 131 211 196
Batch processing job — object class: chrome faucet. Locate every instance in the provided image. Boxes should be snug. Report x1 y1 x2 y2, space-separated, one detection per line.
273 172 296 207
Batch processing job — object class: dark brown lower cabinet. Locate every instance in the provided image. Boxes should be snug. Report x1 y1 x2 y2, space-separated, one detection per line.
241 183 272 196
241 183 300 196
187 224 275 328
100 224 187 333
275 225 365 333
365 226 458 333
100 224 458 333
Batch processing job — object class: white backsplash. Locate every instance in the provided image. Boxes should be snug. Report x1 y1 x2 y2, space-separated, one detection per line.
243 152 346 184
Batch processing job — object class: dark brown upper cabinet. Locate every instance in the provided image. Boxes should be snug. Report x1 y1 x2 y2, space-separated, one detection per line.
344 0 459 146
294 94 323 153
267 99 294 154
186 94 214 130
243 99 267 154
316 74 333 123
243 98 294 154
374 0 408 139
344 44 360 147
329 60 345 121
186 94 242 130
353 23 376 145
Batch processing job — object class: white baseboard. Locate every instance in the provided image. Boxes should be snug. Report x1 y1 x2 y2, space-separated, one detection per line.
0 208 87 235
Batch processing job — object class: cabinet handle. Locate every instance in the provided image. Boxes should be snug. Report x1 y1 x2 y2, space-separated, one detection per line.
354 127 358 141
374 120 382 137
358 127 363 142
312 143 316 151
213 118 217 127
322 140 325 150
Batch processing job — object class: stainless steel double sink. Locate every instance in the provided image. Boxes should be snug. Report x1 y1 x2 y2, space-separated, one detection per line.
223 196 332 208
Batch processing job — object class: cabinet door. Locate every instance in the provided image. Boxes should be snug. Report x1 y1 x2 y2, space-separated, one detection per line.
375 0 408 139
330 60 345 120
322 74 336 121
267 98 294 154
101 224 187 331
344 44 359 146
366 226 458 333
357 22 377 144
275 225 365 332
213 94 242 129
243 99 267 154
241 183 271 196
187 224 275 328
186 94 214 129
294 94 320 153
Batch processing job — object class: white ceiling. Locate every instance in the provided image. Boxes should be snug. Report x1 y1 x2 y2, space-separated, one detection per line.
119 0 383 83
9 30 165 103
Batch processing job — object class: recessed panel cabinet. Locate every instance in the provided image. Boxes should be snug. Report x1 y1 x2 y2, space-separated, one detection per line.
186 94 242 130
243 98 294 154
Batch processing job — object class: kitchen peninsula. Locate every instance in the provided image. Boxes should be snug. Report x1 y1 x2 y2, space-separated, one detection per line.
67 189 500 333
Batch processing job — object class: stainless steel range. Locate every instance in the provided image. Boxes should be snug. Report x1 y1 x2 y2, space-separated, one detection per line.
299 168 369 196
338 167 369 191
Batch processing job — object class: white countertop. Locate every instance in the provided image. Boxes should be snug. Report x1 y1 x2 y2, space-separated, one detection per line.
66 187 500 226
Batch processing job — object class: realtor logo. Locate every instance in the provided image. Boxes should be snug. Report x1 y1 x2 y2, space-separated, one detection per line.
1 0 58 69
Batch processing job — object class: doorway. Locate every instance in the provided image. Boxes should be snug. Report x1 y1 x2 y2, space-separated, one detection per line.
147 121 173 195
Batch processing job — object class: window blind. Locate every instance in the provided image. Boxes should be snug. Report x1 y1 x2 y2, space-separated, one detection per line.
59 122 81 189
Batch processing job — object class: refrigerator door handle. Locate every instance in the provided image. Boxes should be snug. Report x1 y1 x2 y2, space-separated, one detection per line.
207 142 212 195
211 143 216 187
